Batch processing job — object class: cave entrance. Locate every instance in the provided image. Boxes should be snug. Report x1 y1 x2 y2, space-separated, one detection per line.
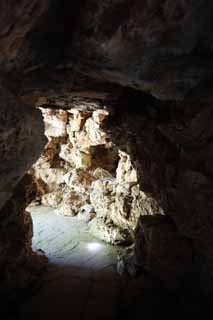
20 104 140 318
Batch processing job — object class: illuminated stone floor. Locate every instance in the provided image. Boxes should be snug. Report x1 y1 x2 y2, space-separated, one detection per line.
19 206 125 320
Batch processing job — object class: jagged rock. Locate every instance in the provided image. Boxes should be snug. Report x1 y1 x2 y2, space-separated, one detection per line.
67 109 88 132
92 109 109 124
90 145 119 172
55 190 89 217
116 151 138 184
37 168 66 190
42 109 68 137
63 168 95 193
89 218 133 246
59 143 74 164
41 190 63 208
93 167 113 179
32 107 119 220
78 204 96 222
90 178 116 220
70 148 92 169
85 117 107 145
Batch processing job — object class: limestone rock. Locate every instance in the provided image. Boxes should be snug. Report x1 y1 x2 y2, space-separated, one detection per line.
55 190 89 217
42 109 68 137
63 168 95 193
67 109 88 132
93 167 113 180
89 218 133 246
59 143 74 164
92 109 109 124
41 190 63 208
90 178 116 220
85 118 107 145
70 148 92 169
116 151 137 184
78 204 96 222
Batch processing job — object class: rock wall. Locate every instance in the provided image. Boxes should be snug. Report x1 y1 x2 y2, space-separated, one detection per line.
31 106 161 245
0 84 47 308
105 94 213 294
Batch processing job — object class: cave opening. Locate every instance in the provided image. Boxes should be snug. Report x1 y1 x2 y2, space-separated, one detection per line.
18 102 141 319
2 0 213 318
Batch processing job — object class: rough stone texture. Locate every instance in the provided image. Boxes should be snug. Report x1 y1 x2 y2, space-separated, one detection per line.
32 107 118 219
0 84 46 210
0 84 46 308
0 0 49 71
32 107 160 245
121 215 194 289
105 95 213 294
0 175 47 302
71 0 213 100
1 0 213 305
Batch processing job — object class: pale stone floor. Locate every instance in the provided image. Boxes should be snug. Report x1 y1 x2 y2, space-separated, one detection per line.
17 206 205 320
19 206 127 320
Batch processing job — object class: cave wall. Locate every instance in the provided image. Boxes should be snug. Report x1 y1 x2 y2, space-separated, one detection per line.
105 94 213 293
0 84 46 304
0 0 213 301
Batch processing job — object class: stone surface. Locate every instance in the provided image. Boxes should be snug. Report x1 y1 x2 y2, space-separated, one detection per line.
106 95 213 294
31 107 159 246
19 205 123 320
71 0 213 100
78 204 96 222
124 215 194 289
0 0 49 71
0 84 46 210
0 176 47 301
1 0 213 305
0 84 46 308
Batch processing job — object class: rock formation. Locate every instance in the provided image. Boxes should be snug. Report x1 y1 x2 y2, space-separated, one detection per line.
31 107 160 245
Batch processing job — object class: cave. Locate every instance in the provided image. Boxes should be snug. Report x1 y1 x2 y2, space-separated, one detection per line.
1 0 213 319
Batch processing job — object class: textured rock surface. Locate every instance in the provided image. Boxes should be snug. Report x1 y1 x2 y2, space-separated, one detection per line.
32 107 160 245
70 0 213 100
1 0 213 307
0 85 46 210
0 175 47 312
121 215 194 289
0 84 46 308
105 94 213 294
0 0 49 71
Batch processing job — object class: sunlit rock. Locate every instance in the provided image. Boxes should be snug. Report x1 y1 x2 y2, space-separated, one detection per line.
78 204 96 222
116 151 138 184
42 109 68 137
89 218 133 246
